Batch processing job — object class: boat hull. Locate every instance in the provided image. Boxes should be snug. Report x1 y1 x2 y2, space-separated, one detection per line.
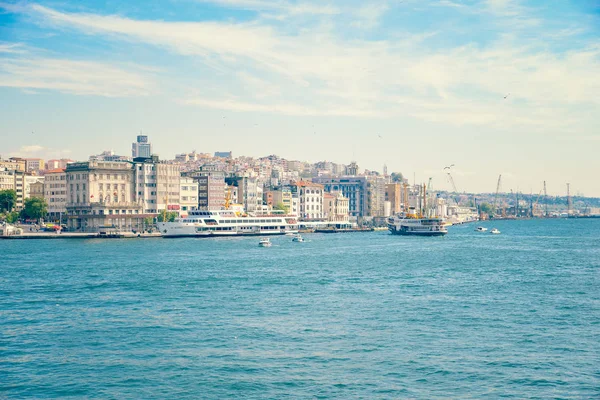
389 228 447 236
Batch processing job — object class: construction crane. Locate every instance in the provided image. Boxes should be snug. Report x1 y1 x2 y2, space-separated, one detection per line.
444 165 458 193
492 174 502 218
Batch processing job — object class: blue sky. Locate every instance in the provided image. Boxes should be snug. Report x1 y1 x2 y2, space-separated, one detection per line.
1 0 599 196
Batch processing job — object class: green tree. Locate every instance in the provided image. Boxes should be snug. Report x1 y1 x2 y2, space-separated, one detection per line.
479 202 494 215
157 211 178 222
5 211 19 224
20 197 47 221
390 172 404 183
0 189 17 212
273 202 288 213
143 216 154 230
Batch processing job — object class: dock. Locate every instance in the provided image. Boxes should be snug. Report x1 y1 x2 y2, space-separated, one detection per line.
0 232 163 240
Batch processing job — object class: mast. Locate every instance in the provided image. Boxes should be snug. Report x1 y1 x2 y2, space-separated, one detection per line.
423 183 427 218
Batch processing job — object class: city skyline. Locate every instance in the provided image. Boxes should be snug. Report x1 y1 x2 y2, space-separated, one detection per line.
1 0 599 196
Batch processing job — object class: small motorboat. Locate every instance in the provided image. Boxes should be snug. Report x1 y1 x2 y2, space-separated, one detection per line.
490 228 501 234
258 237 272 247
475 226 488 232
292 234 304 242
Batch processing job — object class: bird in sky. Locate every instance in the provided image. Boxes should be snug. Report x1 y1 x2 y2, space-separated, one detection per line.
504 93 510 99
378 134 383 139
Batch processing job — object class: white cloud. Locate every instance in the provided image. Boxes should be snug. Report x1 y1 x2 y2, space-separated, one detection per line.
0 56 155 97
351 3 389 30
20 145 45 154
195 0 340 15
9 3 600 131
0 42 26 54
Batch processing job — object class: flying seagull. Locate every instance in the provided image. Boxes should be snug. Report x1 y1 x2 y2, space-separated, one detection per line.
504 93 510 99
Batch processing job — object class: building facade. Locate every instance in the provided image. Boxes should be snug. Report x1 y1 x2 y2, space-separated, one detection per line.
25 158 45 173
324 191 350 222
291 181 324 220
312 176 368 217
385 183 402 214
188 169 226 210
0 168 15 191
44 168 67 221
133 158 181 214
65 161 145 232
179 177 198 216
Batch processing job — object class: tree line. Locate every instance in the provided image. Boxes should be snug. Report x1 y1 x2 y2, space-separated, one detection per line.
0 189 48 223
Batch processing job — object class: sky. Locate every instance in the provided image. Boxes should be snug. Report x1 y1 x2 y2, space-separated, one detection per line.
0 0 599 196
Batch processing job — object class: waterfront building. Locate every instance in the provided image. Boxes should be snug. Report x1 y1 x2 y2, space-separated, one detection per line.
65 161 145 232
132 134 152 159
44 168 67 221
312 176 368 217
290 180 324 220
324 191 350 223
179 177 198 216
193 168 226 210
133 157 181 214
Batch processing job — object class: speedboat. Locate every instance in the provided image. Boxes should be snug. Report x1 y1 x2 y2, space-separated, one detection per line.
258 237 272 247
292 234 304 242
475 226 488 232
490 228 501 234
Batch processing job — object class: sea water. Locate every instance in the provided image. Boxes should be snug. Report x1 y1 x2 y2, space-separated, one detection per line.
1 218 599 398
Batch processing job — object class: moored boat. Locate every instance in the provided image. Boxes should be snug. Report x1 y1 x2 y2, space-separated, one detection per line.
158 209 299 238
388 212 448 236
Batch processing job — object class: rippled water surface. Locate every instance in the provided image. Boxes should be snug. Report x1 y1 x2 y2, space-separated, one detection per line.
1 219 599 398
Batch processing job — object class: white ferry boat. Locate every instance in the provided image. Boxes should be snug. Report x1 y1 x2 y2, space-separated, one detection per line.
388 212 448 236
158 210 299 238
388 183 448 237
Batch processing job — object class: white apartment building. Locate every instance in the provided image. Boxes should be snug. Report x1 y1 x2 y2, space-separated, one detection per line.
133 160 181 214
291 180 324 220
0 168 15 191
179 177 198 216
44 169 67 220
